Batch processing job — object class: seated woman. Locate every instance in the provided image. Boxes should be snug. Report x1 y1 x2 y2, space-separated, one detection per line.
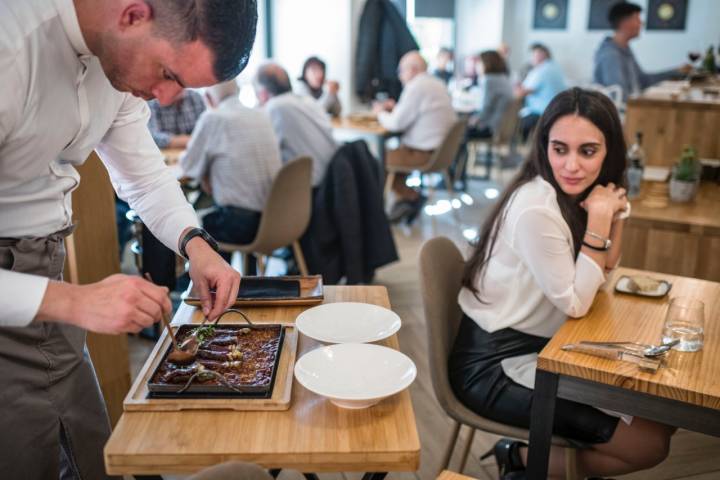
296 56 342 117
449 88 675 479
467 50 514 139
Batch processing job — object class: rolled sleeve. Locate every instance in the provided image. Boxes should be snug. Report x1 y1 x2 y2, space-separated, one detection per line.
0 270 48 327
96 95 199 254
513 208 606 318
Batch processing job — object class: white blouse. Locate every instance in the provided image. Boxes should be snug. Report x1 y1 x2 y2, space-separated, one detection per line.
458 175 606 389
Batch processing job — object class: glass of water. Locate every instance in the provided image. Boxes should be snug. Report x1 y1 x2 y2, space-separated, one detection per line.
661 297 705 352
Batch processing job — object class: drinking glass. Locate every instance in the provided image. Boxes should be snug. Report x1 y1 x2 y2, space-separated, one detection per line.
661 297 705 352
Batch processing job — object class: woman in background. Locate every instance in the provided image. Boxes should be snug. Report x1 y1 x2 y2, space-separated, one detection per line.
449 88 674 479
468 50 514 139
296 56 342 117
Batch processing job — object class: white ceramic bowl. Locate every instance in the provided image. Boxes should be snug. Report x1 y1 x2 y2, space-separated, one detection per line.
295 302 402 344
294 343 417 409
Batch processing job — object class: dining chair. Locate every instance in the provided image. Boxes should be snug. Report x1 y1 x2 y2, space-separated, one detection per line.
418 236 581 479
463 98 523 182
217 156 312 276
187 461 274 480
383 118 468 201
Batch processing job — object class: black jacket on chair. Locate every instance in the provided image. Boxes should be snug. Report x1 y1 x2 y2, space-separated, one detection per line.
355 0 419 102
300 141 398 284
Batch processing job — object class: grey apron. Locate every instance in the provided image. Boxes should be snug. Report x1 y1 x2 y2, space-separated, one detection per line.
0 227 116 480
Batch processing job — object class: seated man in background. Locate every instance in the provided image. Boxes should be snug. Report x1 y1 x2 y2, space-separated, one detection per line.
374 50 457 224
593 1 690 101
254 62 338 188
515 43 566 140
149 89 206 149
180 80 282 272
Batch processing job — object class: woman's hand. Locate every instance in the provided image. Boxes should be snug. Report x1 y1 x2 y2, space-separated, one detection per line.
581 183 627 217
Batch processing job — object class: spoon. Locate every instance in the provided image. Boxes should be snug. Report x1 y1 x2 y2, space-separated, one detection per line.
643 339 680 357
144 273 196 365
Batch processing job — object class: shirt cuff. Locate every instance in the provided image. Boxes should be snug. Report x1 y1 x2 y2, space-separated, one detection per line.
0 270 49 327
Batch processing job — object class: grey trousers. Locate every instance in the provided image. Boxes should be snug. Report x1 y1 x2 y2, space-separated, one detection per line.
0 229 115 480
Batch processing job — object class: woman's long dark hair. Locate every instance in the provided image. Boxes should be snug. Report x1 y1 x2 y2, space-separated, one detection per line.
299 56 326 99
462 87 627 299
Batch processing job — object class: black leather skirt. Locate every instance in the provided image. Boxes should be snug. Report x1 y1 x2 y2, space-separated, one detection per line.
448 314 619 444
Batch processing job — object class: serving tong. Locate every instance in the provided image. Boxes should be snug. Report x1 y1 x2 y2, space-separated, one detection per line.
561 339 679 372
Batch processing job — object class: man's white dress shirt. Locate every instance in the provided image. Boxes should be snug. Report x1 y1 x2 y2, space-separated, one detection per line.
377 72 457 151
0 0 199 326
180 97 281 212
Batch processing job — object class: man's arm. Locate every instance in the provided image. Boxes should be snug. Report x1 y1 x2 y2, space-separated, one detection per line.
97 95 240 319
376 83 421 132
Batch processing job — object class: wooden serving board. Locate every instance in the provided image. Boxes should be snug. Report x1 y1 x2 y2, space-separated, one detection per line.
123 324 298 412
183 275 324 307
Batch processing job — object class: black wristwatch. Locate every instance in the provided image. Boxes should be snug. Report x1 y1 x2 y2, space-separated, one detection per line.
179 228 219 259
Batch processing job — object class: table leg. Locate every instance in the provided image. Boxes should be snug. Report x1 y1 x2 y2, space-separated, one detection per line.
527 370 559 480
361 473 388 480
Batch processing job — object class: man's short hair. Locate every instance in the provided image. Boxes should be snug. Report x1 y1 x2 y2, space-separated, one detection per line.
148 0 258 82
255 64 292 96
608 1 642 30
530 42 551 59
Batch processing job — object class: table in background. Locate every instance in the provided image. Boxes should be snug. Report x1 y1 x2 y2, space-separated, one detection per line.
104 286 420 478
332 116 397 165
527 268 720 479
624 82 720 168
622 183 720 282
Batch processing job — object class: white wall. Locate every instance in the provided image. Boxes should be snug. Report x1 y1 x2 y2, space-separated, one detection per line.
272 0 355 110
502 0 720 86
455 0 504 62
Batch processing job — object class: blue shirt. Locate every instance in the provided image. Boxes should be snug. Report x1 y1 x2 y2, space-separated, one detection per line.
521 59 566 116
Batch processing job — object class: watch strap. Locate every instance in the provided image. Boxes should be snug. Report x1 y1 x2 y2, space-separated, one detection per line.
179 228 219 259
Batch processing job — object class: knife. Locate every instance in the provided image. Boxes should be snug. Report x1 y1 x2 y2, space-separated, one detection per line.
561 343 661 372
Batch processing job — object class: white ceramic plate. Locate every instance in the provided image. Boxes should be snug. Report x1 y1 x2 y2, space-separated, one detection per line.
294 343 417 409
295 302 402 344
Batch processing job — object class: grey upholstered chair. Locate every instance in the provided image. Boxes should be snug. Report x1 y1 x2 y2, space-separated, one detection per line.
418 236 579 478
218 156 312 276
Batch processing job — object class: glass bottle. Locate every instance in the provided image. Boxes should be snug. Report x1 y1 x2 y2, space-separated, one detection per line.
626 131 645 199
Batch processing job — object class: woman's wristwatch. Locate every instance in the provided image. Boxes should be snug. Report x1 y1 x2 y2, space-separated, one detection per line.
179 228 219 259
583 230 612 251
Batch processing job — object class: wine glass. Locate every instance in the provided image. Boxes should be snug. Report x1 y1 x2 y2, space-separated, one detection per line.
661 297 705 352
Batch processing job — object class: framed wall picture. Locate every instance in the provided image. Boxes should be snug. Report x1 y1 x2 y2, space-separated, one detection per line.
588 0 616 30
533 0 568 30
647 0 688 30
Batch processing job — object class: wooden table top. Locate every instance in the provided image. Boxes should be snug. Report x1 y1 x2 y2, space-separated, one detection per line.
538 268 720 411
332 116 390 136
104 286 421 475
630 183 720 230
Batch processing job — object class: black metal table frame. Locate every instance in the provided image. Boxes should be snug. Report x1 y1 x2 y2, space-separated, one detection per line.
527 369 720 480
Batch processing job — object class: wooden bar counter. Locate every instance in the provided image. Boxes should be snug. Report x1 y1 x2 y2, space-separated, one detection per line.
621 182 720 282
624 92 720 168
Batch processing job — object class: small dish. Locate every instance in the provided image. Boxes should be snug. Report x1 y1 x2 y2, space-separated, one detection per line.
293 343 416 409
615 275 671 298
295 302 401 344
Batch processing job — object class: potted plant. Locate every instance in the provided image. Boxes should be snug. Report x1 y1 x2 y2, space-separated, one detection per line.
669 146 701 202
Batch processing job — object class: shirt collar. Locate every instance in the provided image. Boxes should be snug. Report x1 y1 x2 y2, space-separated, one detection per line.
54 0 93 57
218 96 240 110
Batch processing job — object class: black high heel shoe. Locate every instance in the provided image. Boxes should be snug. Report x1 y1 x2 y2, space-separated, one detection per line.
480 438 527 478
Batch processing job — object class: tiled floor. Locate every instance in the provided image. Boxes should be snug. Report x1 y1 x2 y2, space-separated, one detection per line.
127 177 720 480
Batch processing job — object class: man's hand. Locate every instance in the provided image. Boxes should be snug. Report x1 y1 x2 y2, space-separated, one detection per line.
326 80 340 95
185 236 241 320
36 274 171 334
